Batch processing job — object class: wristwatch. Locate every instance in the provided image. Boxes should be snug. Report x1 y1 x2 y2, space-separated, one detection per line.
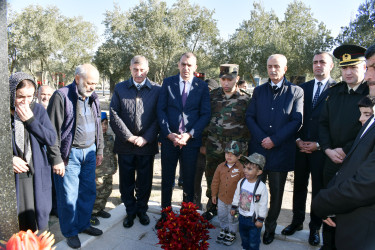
316 142 321 150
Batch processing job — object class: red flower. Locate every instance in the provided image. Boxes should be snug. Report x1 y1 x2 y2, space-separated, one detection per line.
157 202 214 250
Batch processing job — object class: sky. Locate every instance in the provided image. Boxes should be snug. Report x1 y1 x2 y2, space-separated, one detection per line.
8 0 364 44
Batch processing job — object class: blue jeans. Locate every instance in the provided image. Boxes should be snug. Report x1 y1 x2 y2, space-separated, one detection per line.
239 214 261 250
54 144 97 237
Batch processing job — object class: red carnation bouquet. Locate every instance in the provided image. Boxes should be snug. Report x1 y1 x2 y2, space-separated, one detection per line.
0 230 55 250
157 202 214 250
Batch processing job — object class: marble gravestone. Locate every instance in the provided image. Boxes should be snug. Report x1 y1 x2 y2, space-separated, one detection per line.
0 0 19 241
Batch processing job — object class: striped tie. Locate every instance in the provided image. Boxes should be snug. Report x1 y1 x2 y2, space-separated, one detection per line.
312 82 322 108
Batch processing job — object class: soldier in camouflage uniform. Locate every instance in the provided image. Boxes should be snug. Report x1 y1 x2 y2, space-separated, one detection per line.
91 112 118 226
202 64 251 220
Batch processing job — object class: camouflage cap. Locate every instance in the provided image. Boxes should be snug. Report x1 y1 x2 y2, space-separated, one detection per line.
241 153 266 170
224 141 242 156
219 64 239 79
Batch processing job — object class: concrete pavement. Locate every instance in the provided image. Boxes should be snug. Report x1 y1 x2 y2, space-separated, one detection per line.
54 201 320 250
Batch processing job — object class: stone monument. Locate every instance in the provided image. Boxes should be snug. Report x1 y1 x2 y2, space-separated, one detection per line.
0 0 20 241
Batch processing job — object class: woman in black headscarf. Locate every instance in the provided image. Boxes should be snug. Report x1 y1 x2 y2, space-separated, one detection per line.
9 72 56 231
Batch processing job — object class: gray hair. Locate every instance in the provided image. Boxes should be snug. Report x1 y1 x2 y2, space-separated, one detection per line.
75 65 87 78
180 52 197 62
130 55 149 67
268 54 288 66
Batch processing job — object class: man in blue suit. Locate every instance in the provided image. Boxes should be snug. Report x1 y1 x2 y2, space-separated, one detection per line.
156 52 211 229
281 52 336 246
246 54 304 245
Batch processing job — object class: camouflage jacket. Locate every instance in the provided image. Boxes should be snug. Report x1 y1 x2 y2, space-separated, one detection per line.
206 88 251 141
96 133 118 176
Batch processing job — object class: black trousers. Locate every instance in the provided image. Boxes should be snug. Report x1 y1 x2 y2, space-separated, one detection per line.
193 152 206 210
292 149 325 230
261 171 288 233
118 154 154 216
161 140 199 208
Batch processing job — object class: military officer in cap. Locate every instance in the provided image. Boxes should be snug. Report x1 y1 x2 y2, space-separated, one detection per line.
202 64 250 220
318 44 368 249
312 44 375 250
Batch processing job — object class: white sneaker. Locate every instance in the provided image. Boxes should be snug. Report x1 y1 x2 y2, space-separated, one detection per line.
223 231 236 246
216 229 227 244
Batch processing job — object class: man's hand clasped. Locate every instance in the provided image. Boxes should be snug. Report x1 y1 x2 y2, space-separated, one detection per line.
167 132 191 148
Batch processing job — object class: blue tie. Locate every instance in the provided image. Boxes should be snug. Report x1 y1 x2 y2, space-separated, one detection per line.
312 82 322 108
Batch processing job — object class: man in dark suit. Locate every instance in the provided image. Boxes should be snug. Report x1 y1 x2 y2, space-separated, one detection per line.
246 54 304 245
281 52 336 246
318 44 368 249
156 52 211 228
110 55 160 229
312 44 375 250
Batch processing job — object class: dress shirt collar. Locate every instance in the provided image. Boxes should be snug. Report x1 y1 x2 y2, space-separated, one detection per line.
347 83 361 93
179 75 194 95
314 77 329 86
133 78 146 87
270 79 283 89
179 75 194 84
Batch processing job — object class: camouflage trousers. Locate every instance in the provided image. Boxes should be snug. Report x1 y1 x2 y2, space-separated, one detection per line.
205 136 248 200
92 174 113 214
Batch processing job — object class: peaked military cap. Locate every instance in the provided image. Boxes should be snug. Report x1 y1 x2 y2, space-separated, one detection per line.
220 64 239 78
333 44 366 67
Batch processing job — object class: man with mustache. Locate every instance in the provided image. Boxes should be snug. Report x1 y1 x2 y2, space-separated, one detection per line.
37 85 54 109
47 64 104 249
246 54 304 245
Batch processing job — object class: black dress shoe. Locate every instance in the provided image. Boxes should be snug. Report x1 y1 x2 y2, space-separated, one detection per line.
66 235 81 249
123 214 136 228
137 212 150 225
263 231 275 245
82 226 103 236
309 230 320 246
281 223 303 236
95 210 111 218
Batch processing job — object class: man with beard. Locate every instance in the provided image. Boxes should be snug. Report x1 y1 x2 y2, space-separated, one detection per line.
47 64 104 249
37 85 54 109
312 44 375 250
318 44 368 249
281 52 336 246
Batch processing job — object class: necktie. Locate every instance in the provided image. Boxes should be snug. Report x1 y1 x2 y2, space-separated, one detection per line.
312 82 322 108
179 81 188 133
136 84 141 90
272 85 278 92
349 89 355 95
181 81 187 106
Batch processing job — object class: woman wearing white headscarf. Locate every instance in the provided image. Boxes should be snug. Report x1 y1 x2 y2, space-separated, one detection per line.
9 72 56 231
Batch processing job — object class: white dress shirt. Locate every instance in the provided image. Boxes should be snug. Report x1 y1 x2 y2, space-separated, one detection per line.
179 75 194 96
312 78 329 101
